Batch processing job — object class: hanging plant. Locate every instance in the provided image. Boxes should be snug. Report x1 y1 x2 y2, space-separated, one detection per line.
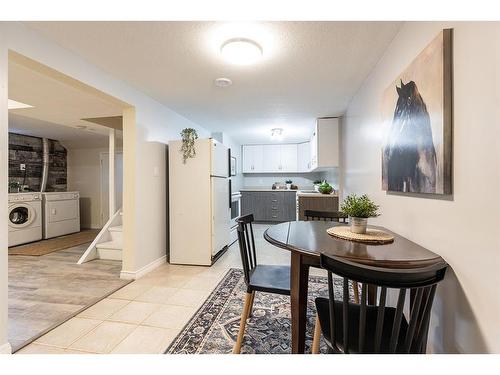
180 128 198 164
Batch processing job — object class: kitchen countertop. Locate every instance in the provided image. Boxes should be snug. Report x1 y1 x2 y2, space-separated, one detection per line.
239 188 338 197
296 190 338 198
240 188 298 192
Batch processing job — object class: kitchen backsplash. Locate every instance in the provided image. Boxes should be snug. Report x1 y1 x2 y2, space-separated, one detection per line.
8 132 67 192
243 169 338 190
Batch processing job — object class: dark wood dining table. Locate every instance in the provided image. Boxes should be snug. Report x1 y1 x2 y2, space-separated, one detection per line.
264 220 444 354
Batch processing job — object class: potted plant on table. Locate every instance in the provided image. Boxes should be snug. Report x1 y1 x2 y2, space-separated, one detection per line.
285 179 292 189
340 194 379 234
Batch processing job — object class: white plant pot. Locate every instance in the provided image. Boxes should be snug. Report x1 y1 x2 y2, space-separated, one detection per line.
286 183 291 190
350 217 368 234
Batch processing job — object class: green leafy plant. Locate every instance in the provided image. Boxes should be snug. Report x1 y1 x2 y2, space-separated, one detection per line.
340 194 379 218
285 179 292 184
318 181 333 194
313 180 323 185
9 181 20 189
180 128 198 164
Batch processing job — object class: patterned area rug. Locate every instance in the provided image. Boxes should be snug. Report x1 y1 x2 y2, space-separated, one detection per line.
166 268 354 354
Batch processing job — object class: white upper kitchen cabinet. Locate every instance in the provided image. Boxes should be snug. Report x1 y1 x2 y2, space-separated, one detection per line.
280 144 298 172
297 142 311 172
242 145 263 173
310 117 339 170
242 144 298 173
262 144 281 172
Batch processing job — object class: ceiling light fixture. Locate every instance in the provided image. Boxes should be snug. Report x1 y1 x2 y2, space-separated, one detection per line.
214 77 233 88
271 128 283 141
8 99 33 110
220 38 263 65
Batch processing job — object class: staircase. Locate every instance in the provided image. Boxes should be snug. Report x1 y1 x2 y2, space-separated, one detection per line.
77 209 123 264
96 225 122 261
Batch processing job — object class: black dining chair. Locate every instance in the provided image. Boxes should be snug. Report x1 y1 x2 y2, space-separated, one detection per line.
233 214 291 354
304 209 348 223
311 253 447 354
303 210 360 303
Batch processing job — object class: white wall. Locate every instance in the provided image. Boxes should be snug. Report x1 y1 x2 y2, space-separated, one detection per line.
67 147 123 229
0 29 11 354
342 22 500 353
0 22 212 350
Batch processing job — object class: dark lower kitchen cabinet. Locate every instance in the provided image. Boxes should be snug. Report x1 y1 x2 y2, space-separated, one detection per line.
241 191 297 222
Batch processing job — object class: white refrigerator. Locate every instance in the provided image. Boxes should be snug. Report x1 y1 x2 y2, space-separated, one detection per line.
169 138 231 265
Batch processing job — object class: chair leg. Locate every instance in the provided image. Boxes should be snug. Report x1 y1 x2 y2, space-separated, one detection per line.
247 291 256 318
312 315 321 354
233 292 254 354
352 281 360 304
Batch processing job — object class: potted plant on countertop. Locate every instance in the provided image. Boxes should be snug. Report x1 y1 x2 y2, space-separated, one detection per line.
318 181 333 194
313 180 323 192
180 128 198 164
285 179 292 190
340 194 379 234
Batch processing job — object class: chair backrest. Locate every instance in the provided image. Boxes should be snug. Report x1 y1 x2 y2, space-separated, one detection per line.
236 214 258 286
304 210 348 223
319 253 447 354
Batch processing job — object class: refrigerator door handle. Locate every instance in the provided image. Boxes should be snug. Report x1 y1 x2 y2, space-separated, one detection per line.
229 179 232 209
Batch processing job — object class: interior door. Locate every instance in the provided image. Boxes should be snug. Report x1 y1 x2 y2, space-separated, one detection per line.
100 152 124 226
211 177 230 256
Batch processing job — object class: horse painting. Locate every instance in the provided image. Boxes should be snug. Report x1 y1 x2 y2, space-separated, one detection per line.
381 29 452 195
382 80 437 193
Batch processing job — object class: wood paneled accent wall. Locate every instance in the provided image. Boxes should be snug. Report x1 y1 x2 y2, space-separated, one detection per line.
8 133 67 192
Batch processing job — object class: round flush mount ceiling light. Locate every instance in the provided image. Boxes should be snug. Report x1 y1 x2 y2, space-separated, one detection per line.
220 38 263 65
214 77 233 88
271 128 284 141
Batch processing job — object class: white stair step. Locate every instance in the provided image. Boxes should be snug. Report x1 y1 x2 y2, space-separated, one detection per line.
96 240 122 250
108 226 123 242
96 240 122 261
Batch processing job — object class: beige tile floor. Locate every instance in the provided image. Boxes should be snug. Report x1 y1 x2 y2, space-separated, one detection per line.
17 224 325 354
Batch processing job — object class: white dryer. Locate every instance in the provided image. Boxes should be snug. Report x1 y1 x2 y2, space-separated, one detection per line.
42 191 81 239
8 193 43 247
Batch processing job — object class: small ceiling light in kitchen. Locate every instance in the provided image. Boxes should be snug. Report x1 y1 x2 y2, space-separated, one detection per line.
214 77 233 88
271 128 283 141
220 38 263 65
8 99 33 110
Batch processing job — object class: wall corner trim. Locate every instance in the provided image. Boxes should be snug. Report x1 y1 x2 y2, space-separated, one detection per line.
0 342 12 354
120 255 166 280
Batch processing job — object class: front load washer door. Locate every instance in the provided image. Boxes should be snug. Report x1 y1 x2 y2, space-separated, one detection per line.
9 203 35 229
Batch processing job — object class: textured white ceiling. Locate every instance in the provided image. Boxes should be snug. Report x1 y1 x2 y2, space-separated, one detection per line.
26 21 402 144
8 113 121 149
8 55 125 148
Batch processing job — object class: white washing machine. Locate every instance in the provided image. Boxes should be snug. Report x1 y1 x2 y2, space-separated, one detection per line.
8 193 43 247
42 191 81 239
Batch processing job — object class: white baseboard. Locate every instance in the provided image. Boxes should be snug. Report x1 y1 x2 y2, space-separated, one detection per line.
120 255 166 280
0 342 12 354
